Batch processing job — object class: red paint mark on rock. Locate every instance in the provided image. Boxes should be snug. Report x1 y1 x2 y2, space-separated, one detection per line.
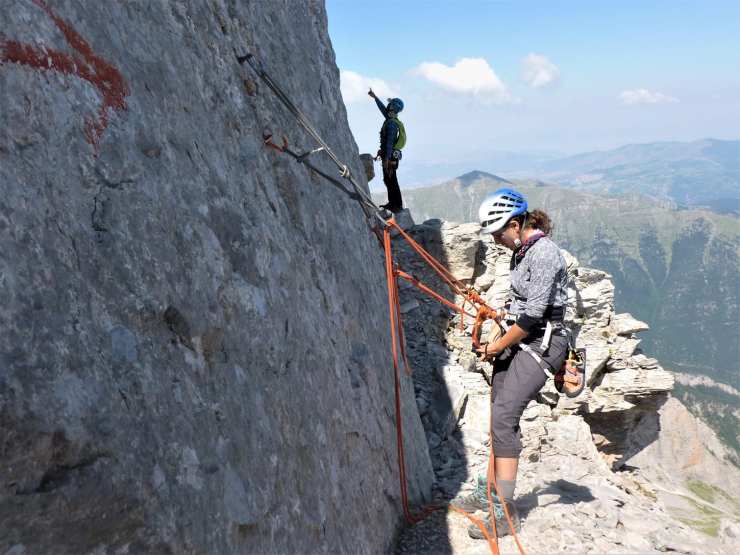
0 0 129 155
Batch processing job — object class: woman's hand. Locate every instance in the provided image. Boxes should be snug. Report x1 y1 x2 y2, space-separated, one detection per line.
476 341 502 361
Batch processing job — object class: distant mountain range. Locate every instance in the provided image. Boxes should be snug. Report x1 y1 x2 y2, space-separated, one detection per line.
373 150 562 190
391 139 739 215
513 138 740 215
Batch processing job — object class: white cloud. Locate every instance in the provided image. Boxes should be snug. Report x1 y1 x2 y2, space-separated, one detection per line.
521 53 560 88
340 70 397 104
413 57 512 102
619 88 679 105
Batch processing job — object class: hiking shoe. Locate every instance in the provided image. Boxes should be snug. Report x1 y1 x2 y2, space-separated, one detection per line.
450 490 488 513
450 475 498 513
467 500 521 539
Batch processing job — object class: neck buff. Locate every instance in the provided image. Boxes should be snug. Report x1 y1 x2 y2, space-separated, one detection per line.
514 230 546 262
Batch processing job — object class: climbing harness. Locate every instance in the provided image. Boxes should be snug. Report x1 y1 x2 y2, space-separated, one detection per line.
238 51 527 555
499 319 569 379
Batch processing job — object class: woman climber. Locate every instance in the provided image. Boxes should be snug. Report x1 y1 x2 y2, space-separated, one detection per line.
451 188 585 539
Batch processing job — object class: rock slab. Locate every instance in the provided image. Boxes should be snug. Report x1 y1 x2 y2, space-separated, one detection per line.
0 2 433 553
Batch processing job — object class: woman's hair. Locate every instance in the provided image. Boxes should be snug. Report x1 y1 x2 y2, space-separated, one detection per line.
512 209 553 235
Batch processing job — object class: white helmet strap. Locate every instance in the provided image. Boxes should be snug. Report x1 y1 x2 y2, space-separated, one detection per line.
508 212 527 232
511 213 527 249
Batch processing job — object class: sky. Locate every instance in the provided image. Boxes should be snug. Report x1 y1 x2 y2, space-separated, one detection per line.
326 0 740 183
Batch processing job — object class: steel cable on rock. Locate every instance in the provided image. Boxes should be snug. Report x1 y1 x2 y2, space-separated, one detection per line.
238 51 527 555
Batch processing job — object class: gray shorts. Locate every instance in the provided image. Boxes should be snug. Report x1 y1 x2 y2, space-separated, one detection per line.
490 334 568 458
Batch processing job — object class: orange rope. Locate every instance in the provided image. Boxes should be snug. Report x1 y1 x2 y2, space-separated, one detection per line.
386 219 493 326
384 225 441 523
382 218 527 555
396 270 477 319
387 220 470 295
472 305 496 349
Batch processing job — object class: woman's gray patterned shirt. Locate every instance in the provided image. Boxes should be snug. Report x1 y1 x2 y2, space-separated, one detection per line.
506 236 568 332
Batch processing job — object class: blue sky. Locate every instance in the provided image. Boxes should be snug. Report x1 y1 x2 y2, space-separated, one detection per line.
327 1 740 183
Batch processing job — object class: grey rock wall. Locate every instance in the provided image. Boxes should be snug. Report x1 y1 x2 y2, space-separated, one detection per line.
0 1 432 553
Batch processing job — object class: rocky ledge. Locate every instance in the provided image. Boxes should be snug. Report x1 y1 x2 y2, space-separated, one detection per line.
390 215 739 554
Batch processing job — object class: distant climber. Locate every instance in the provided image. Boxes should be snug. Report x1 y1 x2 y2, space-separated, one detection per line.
451 188 585 539
368 89 406 213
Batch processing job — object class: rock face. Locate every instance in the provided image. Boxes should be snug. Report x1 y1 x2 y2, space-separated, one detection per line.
360 153 376 182
0 2 433 553
392 220 739 554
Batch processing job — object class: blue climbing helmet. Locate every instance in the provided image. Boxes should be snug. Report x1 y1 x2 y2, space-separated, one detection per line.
387 97 404 113
478 188 528 234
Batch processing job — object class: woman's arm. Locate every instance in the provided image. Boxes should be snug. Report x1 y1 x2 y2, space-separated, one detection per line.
477 324 528 359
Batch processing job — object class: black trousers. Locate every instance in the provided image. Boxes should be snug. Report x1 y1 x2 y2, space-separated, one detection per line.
490 334 568 457
382 160 403 209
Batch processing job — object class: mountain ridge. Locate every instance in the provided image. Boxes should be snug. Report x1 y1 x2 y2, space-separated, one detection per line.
392 138 739 215
500 138 740 214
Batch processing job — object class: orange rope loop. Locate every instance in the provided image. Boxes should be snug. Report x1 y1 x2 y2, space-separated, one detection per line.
382 218 527 555
472 305 497 349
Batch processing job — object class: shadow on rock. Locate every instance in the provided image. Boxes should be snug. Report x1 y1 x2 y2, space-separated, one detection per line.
580 392 669 470
392 216 469 555
516 479 597 519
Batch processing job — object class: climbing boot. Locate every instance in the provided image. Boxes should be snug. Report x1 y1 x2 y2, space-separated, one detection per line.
450 475 497 513
467 499 521 539
380 203 403 213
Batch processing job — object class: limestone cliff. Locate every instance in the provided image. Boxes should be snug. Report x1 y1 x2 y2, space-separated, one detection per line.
0 2 433 553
